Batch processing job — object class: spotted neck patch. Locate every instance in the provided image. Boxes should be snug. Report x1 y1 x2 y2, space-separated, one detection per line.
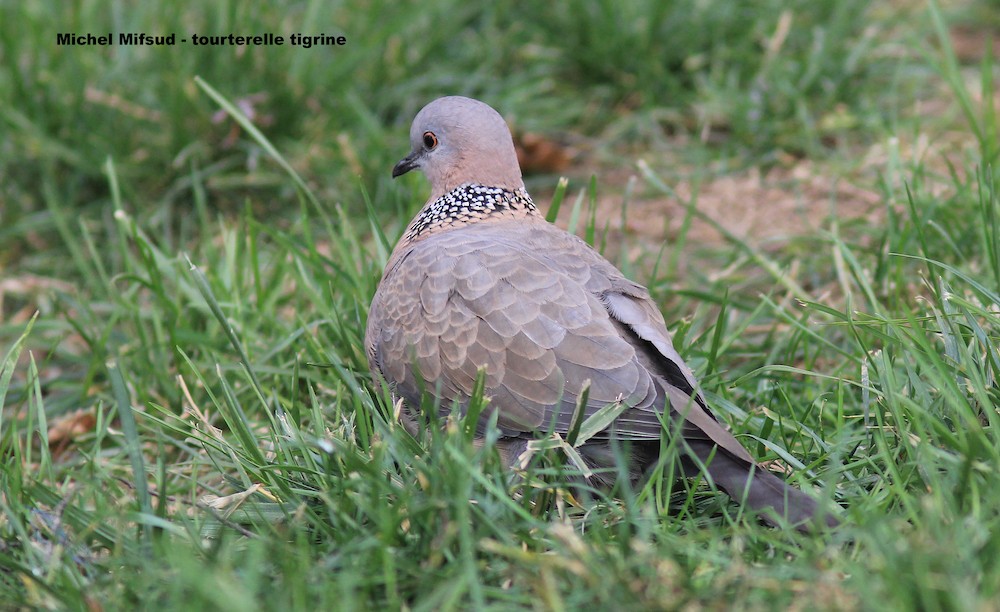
402 184 540 243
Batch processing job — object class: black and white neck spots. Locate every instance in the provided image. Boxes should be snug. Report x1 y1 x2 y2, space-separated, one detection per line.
403 184 540 243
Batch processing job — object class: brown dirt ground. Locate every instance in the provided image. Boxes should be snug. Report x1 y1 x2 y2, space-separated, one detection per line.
593 161 883 251
515 23 998 267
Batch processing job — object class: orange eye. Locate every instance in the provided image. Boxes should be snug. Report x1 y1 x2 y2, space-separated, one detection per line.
422 131 438 149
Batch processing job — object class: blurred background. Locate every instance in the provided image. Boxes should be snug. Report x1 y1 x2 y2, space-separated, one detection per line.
1 0 960 232
7 0 993 318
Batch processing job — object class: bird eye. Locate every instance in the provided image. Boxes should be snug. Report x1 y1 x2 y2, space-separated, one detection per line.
422 131 438 150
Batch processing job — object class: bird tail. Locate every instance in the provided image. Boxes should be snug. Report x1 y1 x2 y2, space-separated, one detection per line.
685 440 839 531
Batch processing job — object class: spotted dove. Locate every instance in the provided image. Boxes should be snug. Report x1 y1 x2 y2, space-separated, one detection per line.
366 96 838 529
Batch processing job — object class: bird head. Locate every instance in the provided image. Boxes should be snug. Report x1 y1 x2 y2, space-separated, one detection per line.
392 96 525 199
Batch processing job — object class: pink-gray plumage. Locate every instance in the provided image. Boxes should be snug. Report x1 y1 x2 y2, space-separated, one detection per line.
366 96 837 529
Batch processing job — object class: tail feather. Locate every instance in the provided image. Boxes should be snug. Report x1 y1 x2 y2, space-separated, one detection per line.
686 440 839 530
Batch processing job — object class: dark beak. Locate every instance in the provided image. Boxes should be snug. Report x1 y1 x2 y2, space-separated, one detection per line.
392 150 420 178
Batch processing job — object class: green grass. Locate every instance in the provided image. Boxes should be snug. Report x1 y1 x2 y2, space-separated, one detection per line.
3 0 1000 609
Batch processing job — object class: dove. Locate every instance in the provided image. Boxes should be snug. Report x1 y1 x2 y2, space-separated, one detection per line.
366 96 837 529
